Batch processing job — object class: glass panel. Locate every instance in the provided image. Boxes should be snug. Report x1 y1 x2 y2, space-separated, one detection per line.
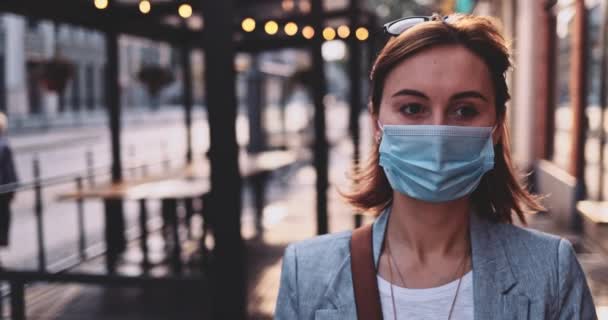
552 2 576 170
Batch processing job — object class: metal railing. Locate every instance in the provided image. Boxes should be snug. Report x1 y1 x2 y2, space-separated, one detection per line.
0 148 187 273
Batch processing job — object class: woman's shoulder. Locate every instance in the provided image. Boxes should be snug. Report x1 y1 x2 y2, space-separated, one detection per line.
493 221 581 279
496 221 562 245
286 230 353 261
493 220 595 316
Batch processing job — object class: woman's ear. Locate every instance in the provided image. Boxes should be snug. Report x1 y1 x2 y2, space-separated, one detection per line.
369 102 383 143
371 114 382 143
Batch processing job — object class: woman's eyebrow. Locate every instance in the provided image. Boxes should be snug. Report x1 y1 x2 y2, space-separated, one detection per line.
450 91 489 102
391 89 429 99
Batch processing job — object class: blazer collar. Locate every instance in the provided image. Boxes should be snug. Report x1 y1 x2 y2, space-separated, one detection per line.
320 207 521 317
371 207 518 293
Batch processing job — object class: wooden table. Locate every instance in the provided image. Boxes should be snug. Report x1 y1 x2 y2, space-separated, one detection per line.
128 179 211 272
59 178 210 273
57 150 299 273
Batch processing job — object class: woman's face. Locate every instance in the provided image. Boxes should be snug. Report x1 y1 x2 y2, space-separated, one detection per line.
375 45 498 138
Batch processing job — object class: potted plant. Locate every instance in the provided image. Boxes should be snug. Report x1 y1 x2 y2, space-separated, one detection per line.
39 57 74 93
137 64 175 110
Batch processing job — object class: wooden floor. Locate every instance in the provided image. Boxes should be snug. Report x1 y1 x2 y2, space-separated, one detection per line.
13 228 210 320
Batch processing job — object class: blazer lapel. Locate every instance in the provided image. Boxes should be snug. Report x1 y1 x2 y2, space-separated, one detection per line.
318 209 390 319
470 214 529 319
372 208 390 268
318 255 357 319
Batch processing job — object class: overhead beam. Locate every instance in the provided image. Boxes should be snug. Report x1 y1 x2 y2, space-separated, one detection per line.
0 0 203 47
0 0 377 53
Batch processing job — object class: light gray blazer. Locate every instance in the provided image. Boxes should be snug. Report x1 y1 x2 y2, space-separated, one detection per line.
275 210 597 319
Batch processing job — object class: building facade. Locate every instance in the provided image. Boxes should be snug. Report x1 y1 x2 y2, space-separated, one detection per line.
0 14 176 130
472 0 608 236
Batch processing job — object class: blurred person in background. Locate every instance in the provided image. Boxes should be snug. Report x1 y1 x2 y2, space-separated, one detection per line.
275 14 596 319
0 112 17 260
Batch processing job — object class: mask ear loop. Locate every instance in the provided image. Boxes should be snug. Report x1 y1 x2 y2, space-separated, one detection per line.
490 125 501 146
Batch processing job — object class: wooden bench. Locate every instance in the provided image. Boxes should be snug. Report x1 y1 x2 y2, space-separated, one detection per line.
577 200 608 254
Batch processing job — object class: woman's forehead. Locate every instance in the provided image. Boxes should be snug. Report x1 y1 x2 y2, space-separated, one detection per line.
383 45 495 99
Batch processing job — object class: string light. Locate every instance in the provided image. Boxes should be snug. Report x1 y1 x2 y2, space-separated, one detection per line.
355 27 369 41
322 27 336 41
284 22 298 36
265 21 279 35
337 25 350 39
302 26 315 39
178 3 193 18
139 0 151 14
94 0 109 10
242 18 256 32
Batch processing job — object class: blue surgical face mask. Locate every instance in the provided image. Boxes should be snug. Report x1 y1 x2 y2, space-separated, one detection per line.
377 123 495 202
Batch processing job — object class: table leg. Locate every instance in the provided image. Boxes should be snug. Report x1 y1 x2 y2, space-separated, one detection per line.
184 198 194 239
199 194 211 266
251 172 269 234
104 199 126 274
162 198 182 274
138 199 150 269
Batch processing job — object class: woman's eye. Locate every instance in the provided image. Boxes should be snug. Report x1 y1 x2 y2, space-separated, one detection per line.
454 105 479 118
399 104 424 115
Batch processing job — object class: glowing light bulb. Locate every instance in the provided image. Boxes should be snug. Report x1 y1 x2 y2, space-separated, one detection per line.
265 21 279 35
94 0 109 10
302 26 315 39
284 22 298 36
323 27 336 41
355 27 369 41
139 0 151 14
242 18 256 32
178 4 193 18
337 25 350 39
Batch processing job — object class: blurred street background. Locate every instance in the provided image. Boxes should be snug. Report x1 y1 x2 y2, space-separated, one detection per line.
1 0 608 319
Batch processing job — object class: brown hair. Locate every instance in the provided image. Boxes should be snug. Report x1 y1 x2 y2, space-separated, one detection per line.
343 14 544 224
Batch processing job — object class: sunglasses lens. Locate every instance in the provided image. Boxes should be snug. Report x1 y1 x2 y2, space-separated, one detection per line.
386 17 428 35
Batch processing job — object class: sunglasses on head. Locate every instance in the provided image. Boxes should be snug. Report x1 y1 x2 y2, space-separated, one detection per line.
383 15 451 36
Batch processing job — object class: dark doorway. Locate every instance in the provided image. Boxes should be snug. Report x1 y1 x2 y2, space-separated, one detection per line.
71 65 81 111
26 61 42 114
86 64 95 110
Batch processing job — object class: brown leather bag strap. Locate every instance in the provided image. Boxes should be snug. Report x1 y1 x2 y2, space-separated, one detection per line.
350 223 383 320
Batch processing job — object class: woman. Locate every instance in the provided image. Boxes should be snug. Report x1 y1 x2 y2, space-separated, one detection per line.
275 14 596 320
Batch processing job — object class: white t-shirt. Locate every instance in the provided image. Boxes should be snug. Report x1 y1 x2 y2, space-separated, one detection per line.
376 271 474 320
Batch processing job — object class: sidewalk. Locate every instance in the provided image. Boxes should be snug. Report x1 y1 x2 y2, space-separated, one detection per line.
7 106 206 154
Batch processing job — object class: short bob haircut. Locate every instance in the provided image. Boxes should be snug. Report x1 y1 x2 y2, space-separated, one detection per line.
343 14 544 224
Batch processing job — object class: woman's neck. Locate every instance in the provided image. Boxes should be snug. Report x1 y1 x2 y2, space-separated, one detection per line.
387 192 471 263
